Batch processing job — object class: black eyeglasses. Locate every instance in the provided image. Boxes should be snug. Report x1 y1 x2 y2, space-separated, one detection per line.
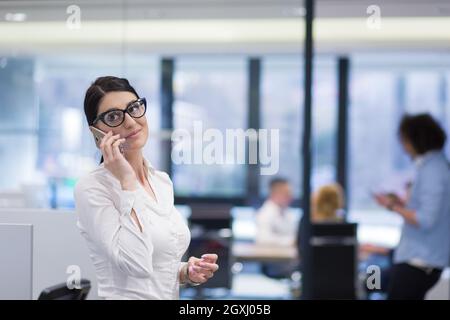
93 98 147 127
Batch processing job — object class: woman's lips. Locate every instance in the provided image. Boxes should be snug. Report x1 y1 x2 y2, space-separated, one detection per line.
126 130 141 139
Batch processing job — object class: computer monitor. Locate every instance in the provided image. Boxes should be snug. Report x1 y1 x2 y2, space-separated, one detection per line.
189 203 232 230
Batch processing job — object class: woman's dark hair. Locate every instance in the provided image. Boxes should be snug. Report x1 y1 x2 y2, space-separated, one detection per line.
398 113 446 155
84 76 139 164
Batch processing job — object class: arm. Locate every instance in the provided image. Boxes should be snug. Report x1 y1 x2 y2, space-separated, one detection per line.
390 205 418 226
391 166 445 230
120 179 143 232
410 165 446 230
375 193 418 226
178 262 189 285
74 180 153 278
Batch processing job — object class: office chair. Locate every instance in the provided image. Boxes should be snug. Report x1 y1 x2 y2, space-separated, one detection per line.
187 204 233 297
37 279 91 300
299 220 358 299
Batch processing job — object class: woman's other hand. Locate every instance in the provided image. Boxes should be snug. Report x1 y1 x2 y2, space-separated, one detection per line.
187 254 219 284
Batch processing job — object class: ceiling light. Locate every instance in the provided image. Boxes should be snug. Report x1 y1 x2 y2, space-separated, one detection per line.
5 13 27 22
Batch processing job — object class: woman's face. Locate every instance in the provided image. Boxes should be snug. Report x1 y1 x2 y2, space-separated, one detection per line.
95 91 148 153
400 136 417 158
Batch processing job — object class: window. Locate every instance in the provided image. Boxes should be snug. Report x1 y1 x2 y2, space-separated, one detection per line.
335 54 450 249
260 56 302 198
405 71 443 117
0 57 38 190
172 57 247 197
0 54 160 208
312 58 338 191
260 56 338 199
349 68 402 211
348 54 450 215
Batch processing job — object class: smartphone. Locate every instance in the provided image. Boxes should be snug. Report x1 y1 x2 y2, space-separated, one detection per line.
89 126 106 148
89 126 126 154
386 192 400 203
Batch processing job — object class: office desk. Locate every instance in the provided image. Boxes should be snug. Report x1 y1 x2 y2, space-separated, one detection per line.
232 242 298 263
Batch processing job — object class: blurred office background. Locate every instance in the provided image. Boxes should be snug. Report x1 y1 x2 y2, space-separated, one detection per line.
0 0 449 299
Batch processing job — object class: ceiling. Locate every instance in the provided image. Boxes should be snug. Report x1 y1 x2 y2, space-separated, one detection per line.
0 0 449 21
1 0 450 54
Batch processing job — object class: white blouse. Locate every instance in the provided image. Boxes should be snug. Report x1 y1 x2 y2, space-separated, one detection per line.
74 158 191 300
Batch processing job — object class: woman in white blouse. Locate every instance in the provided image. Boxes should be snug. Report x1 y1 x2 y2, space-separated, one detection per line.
74 76 219 299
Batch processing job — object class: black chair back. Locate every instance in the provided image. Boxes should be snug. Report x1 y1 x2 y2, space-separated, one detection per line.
188 204 232 290
38 279 91 300
300 221 358 299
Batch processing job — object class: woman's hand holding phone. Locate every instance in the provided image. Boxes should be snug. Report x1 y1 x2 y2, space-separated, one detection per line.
100 131 137 191
373 192 404 210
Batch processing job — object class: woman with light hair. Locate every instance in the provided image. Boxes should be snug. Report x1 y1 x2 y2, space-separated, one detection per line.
311 183 345 223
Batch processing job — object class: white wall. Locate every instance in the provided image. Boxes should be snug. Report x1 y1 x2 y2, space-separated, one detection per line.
0 224 33 299
0 209 98 300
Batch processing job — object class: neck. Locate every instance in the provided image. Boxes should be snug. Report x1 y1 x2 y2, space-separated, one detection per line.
269 197 284 210
124 151 146 185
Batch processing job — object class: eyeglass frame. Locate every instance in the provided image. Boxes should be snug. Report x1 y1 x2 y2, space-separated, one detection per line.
92 97 147 127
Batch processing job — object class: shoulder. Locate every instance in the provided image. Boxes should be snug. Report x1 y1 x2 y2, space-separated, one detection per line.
420 153 449 179
256 201 275 218
415 157 450 193
261 200 277 211
152 169 174 188
74 166 114 197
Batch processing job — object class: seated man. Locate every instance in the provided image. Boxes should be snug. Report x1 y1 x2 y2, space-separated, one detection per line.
255 178 298 279
256 178 297 246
